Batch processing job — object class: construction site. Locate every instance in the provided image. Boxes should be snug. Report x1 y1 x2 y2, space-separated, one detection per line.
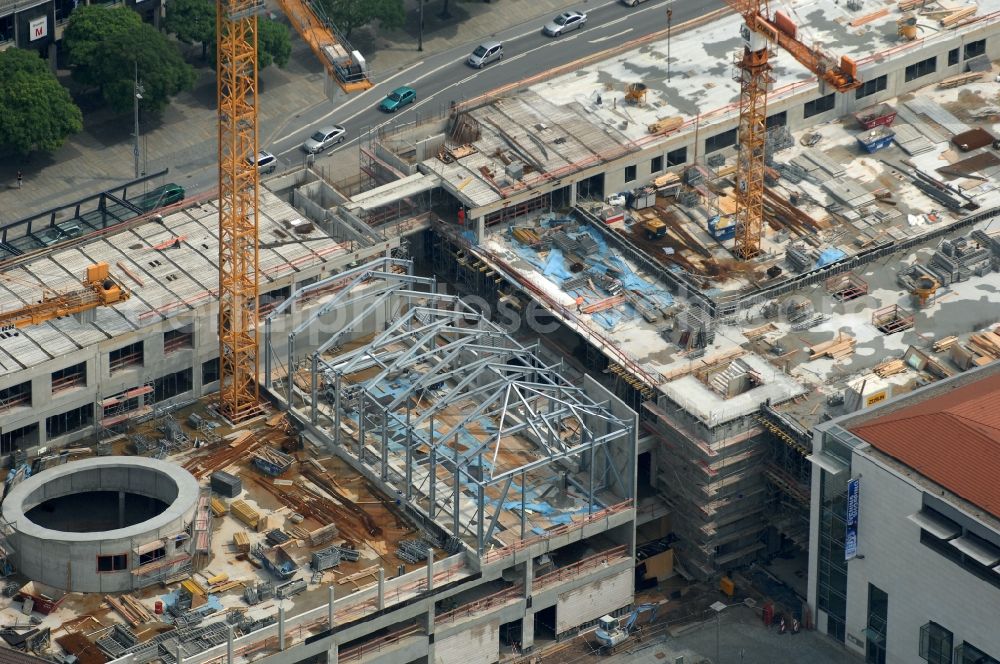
2 0 1000 662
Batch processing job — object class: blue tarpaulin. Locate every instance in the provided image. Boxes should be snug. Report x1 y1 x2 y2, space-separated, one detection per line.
816 248 846 267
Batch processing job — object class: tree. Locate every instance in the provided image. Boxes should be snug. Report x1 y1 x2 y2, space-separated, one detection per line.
317 0 404 38
163 0 215 60
206 17 292 71
258 19 292 69
0 49 82 155
65 6 196 113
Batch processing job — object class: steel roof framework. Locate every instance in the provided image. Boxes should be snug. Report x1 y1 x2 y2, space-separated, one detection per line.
306 290 635 554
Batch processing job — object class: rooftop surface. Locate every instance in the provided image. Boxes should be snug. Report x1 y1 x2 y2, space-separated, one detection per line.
850 369 1000 519
412 0 1000 213
0 192 347 377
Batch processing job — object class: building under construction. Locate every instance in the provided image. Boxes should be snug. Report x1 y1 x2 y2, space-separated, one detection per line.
3 0 1000 661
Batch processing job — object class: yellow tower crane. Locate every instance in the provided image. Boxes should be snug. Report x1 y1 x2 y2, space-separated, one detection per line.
726 0 863 259
217 0 264 421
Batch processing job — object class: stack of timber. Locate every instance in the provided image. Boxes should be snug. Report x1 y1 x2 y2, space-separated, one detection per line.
933 336 958 352
233 531 251 554
231 500 261 529
309 524 339 546
874 358 907 377
808 334 857 360
104 594 152 627
968 330 1000 359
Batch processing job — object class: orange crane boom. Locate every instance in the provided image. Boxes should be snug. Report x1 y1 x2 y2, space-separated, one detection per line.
726 0 862 260
0 263 130 330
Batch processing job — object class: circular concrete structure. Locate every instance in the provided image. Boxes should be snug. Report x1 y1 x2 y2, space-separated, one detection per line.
2 457 199 593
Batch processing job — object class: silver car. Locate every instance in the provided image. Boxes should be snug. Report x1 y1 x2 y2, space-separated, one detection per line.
247 150 277 174
468 41 503 68
301 125 346 154
543 10 587 36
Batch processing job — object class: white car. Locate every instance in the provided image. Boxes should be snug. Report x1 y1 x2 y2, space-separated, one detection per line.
301 125 346 154
543 10 587 36
248 150 277 174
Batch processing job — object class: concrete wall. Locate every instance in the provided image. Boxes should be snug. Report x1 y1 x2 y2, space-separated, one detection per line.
837 451 1000 662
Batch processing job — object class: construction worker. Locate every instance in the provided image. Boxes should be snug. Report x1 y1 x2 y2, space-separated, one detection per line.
575 296 584 313
457 207 466 226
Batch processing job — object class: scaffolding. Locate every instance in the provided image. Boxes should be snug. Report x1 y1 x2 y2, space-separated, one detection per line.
267 263 637 555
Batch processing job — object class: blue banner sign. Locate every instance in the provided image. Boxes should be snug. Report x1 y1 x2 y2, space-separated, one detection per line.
845 478 860 561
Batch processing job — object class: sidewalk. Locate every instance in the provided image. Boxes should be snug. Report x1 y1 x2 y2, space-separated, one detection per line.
0 0 591 222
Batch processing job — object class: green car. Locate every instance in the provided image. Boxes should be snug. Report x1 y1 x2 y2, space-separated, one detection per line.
379 86 416 113
135 183 185 212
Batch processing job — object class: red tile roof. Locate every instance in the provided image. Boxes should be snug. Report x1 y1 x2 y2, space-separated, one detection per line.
850 372 1000 519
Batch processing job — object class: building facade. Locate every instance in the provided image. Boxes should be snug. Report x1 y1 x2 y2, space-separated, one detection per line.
808 365 1000 663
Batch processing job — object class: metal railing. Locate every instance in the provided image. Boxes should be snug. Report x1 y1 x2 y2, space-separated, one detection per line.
481 500 634 565
338 626 423 663
436 585 524 624
534 545 629 591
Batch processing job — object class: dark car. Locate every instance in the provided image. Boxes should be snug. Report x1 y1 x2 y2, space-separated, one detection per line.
380 86 416 112
136 183 185 212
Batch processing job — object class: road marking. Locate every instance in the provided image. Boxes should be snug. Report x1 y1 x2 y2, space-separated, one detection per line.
589 28 634 43
269 60 426 144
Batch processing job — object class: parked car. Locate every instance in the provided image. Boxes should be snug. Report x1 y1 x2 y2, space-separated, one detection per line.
620 0 651 5
301 125 346 154
248 150 277 174
379 86 416 112
135 183 185 212
543 10 587 36
36 221 83 247
468 41 503 68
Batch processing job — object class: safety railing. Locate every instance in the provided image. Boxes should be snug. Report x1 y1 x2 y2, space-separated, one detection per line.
481 499 634 565
337 625 424 663
436 585 524 624
533 545 630 591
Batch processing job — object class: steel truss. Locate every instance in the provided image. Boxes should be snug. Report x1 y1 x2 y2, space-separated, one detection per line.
268 262 636 555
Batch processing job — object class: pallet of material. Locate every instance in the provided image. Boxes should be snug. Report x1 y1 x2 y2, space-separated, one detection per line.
933 336 958 352
210 497 228 517
968 331 1000 358
104 594 151 627
309 523 339 546
874 358 907 377
181 578 207 597
941 5 977 26
808 334 856 360
233 531 252 554
938 71 983 88
231 500 261 529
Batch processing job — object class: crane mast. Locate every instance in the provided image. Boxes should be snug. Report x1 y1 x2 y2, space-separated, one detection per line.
728 0 862 260
217 0 263 422
733 12 772 261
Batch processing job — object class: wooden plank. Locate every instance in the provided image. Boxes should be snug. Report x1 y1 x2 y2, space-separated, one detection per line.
850 7 889 26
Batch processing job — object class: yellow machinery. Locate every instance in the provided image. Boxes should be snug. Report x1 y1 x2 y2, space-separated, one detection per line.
217 0 263 422
0 263 130 330
624 82 648 105
911 275 939 308
725 1 863 259
643 219 667 240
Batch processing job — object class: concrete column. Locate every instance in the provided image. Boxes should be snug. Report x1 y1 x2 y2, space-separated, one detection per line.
328 585 335 628
118 491 126 528
48 42 57 74
522 556 535 650
175 644 184 664
377 567 385 610
327 643 339 664
426 549 434 592
278 606 286 650
569 184 578 207
476 216 485 242
227 626 234 664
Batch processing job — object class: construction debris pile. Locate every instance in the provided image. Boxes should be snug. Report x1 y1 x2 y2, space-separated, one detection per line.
507 215 674 331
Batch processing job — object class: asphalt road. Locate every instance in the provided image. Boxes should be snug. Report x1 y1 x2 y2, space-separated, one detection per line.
180 0 725 196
